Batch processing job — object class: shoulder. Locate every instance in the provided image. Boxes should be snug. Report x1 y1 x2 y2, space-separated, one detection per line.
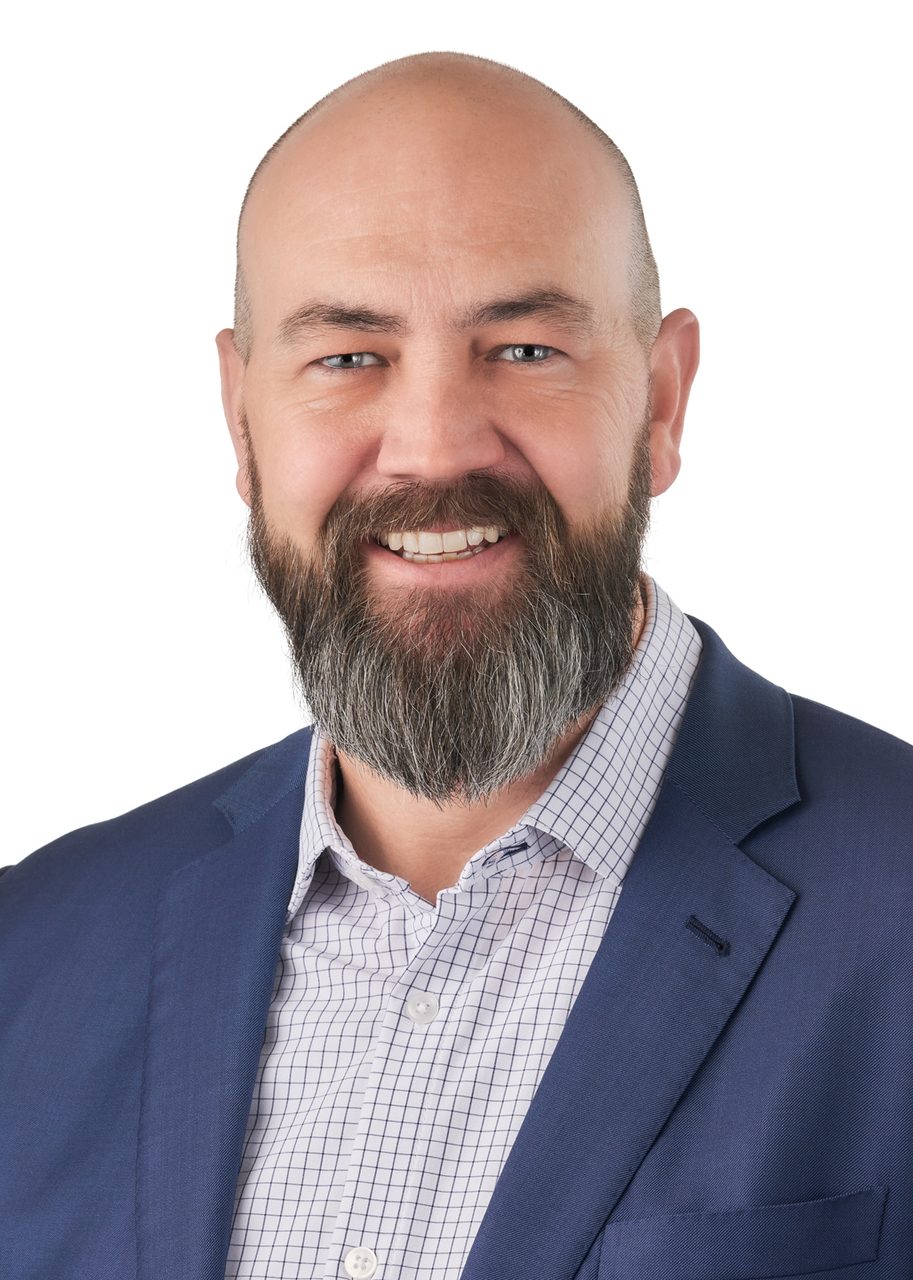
784 692 913 852
1 725 315 891
790 691 913 790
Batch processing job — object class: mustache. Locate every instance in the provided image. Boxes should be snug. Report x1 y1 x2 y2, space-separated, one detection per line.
320 472 563 553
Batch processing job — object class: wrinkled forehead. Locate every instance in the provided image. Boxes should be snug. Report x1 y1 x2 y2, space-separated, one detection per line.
239 79 634 337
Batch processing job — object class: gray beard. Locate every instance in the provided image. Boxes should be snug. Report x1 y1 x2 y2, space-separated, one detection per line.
244 413 653 808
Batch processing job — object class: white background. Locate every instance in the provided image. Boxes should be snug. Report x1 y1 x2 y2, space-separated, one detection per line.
4 1 910 862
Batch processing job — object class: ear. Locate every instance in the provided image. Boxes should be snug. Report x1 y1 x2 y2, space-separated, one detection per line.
646 308 700 497
215 328 252 507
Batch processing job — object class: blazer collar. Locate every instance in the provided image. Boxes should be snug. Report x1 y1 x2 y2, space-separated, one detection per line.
135 613 800 1280
667 616 800 842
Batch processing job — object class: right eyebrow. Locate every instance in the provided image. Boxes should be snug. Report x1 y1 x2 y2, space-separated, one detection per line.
276 302 407 347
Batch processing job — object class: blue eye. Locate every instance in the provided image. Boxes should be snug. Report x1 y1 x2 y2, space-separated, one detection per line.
319 352 383 371
494 344 557 363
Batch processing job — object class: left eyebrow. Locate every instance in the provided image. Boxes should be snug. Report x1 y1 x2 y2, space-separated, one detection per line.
273 286 601 348
457 288 600 338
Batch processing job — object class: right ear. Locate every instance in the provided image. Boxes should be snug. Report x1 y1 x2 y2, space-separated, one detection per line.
215 328 252 507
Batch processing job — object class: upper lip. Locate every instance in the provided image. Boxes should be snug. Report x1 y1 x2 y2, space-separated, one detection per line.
372 522 509 535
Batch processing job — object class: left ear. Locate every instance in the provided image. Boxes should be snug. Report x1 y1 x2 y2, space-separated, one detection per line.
647 308 700 497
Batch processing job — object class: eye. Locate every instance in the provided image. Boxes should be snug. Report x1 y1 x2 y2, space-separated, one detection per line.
492 344 559 363
317 352 384 371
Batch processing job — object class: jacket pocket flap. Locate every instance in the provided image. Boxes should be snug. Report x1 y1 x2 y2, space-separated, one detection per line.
600 1185 888 1279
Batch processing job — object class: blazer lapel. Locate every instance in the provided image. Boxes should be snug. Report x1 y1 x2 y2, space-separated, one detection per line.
135 729 312 1280
459 616 802 1280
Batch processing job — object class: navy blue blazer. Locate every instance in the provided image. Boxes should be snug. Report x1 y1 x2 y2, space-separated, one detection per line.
2 614 912 1279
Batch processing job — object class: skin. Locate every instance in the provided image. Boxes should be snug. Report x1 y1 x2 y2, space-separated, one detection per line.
216 59 699 903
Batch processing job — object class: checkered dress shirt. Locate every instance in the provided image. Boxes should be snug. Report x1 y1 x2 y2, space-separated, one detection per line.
225 573 703 1279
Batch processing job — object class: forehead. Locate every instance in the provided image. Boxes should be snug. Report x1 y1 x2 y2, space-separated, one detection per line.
240 78 633 334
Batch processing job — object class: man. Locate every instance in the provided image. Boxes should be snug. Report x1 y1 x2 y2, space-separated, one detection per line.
2 50 911 1280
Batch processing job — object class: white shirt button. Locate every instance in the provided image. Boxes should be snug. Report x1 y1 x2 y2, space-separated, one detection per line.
405 990 440 1024
343 1245 378 1278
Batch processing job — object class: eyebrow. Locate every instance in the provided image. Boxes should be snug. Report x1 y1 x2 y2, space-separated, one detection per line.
274 287 600 348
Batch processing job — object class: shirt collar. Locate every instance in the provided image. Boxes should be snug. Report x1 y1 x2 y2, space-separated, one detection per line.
518 573 702 884
286 574 702 922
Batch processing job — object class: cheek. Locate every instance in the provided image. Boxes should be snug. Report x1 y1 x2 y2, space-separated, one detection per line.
506 386 636 523
248 405 368 542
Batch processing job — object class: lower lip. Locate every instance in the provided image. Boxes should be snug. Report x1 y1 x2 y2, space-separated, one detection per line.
364 533 521 583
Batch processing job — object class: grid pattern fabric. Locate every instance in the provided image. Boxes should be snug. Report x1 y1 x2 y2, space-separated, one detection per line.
225 574 702 1279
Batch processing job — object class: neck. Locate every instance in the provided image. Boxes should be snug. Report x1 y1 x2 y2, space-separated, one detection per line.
332 577 647 904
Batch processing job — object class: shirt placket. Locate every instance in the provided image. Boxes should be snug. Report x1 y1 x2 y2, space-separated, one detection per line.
323 884 487 1280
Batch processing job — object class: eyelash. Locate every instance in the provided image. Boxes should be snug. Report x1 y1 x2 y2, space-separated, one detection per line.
316 344 560 373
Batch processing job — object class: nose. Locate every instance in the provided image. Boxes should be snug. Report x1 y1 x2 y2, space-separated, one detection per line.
373 362 508 484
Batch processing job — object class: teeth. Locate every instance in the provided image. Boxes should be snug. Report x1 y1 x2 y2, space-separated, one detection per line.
442 530 468 552
417 531 444 555
399 542 481 563
381 524 510 551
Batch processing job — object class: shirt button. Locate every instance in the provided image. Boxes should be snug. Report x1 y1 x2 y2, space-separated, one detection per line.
343 1245 378 1278
405 990 440 1024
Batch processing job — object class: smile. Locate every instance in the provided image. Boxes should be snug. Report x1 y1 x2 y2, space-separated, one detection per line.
364 532 521 580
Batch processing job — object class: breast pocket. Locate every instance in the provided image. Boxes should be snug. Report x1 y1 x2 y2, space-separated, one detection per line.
598 1185 888 1279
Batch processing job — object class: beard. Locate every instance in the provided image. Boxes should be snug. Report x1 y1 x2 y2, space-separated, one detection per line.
242 407 653 809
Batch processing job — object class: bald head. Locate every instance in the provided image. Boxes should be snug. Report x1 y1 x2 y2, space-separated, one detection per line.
231 52 661 365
